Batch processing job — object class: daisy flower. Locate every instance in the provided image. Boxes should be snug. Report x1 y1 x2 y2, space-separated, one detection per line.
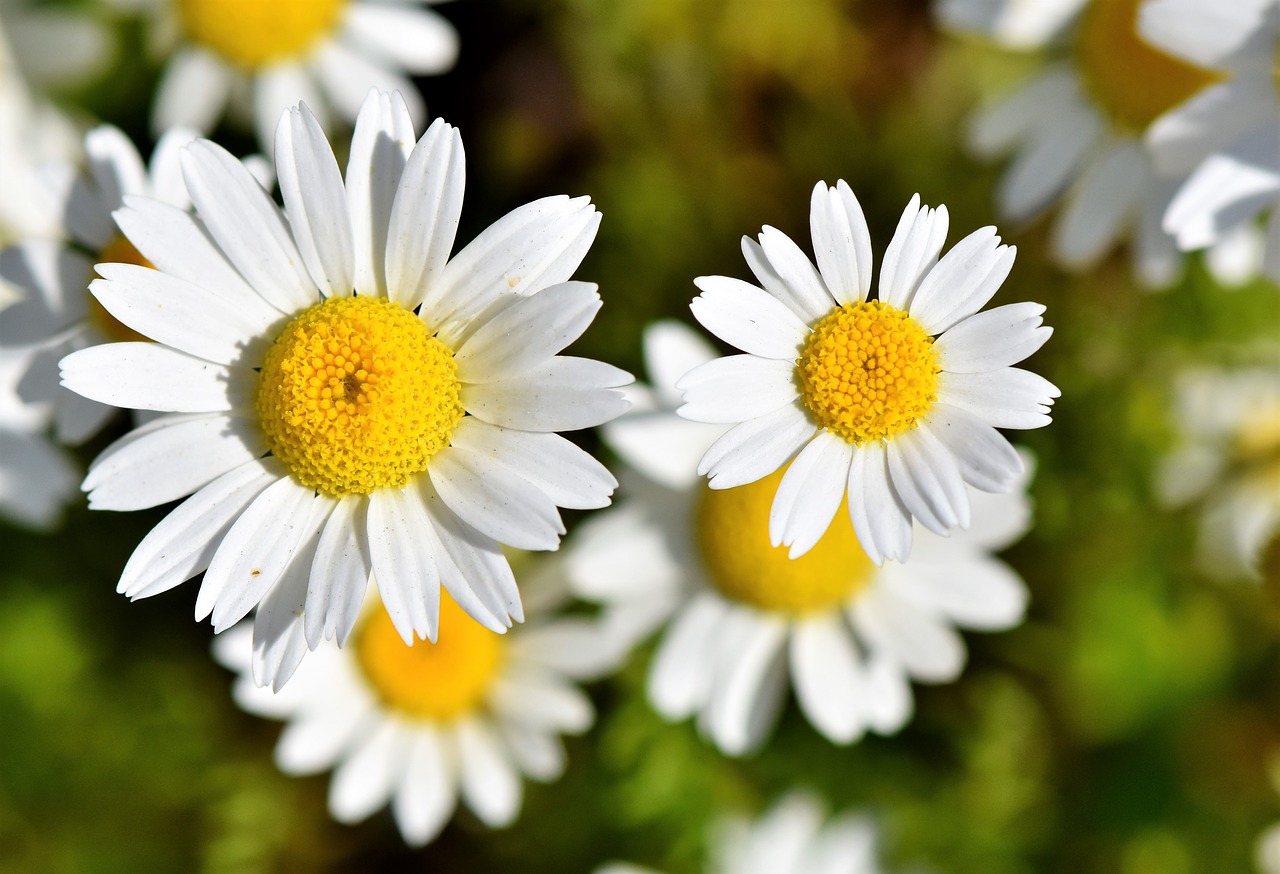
569 321 1032 756
937 0 1230 286
0 123 261 444
1157 364 1280 582
1140 0 1280 282
136 0 459 147
60 90 628 689
676 181 1054 564
215 558 611 847
595 791 887 874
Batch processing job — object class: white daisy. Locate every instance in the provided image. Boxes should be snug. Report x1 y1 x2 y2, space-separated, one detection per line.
595 791 886 874
569 320 1032 757
1157 364 1280 582
676 181 1054 564
938 0 1231 286
60 90 629 689
1140 0 1280 282
0 122 262 444
134 0 459 147
215 559 610 847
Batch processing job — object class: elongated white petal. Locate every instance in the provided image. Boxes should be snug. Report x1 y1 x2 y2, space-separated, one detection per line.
604 409 724 490
454 281 601 382
461 358 631 432
151 47 232 136
991 87 1102 222
490 673 593 733
84 125 147 214
253 63 325 161
879 194 949 311
846 441 912 565
1164 126 1280 249
884 556 1027 631
455 718 522 827
305 496 372 648
809 179 873 305
790 613 866 744
329 718 408 822
850 588 967 682
61 342 249 412
498 725 565 782
0 241 92 340
756 225 833 321
642 318 721 405
768 430 852 558
909 227 1015 334
366 486 440 643
677 355 797 424
275 696 374 775
689 275 809 360
649 593 728 718
705 611 788 756
429 443 565 551
313 40 425 125
1051 141 1147 272
347 89 416 298
391 728 457 846
934 302 1051 373
920 405 1023 493
344 3 459 74
937 367 1060 429
385 118 464 309
698 401 815 489
886 426 970 535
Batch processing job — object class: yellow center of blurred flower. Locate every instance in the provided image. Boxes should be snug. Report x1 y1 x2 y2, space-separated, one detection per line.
798 300 939 445
1075 0 1221 131
696 467 875 614
89 236 153 343
256 295 463 497
354 595 505 720
1234 408 1280 490
178 0 346 69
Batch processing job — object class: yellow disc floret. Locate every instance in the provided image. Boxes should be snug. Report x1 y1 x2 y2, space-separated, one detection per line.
797 299 939 445
256 295 463 497
354 595 505 720
697 468 875 615
1075 0 1221 131
178 0 346 70
90 236 154 343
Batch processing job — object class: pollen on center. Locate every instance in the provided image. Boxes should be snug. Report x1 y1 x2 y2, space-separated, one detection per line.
256 295 463 497
696 468 876 615
797 299 939 445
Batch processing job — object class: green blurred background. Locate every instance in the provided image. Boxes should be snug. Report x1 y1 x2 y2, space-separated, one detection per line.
3 0 1279 871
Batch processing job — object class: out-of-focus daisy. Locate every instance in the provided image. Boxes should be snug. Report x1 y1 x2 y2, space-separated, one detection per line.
134 0 459 146
676 181 1054 564
1140 0 1280 282
0 0 114 93
0 123 261 444
569 321 1032 756
1157 365 1280 582
938 0 1229 286
215 560 609 847
60 90 627 689
595 791 887 874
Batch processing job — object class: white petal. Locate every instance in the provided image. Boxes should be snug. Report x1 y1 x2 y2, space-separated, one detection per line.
850 588 966 682
253 63 325 156
429 443 565 551
908 227 1015 334
391 729 457 846
276 698 373 775
1134 183 1185 290
305 496 372 648
604 410 723 490
343 4 459 74
919 405 1023 493
1164 126 1280 249
705 612 788 756
885 426 970 535
498 725 565 782
328 718 407 823
934 302 1051 373
275 103 355 298
490 673 593 733
461 358 631 432
885 556 1028 631
698 400 816 489
1051 140 1147 272
147 127 198 209
689 275 808 360
60 342 249 412
366 485 440 643
385 118 464 309
810 179 873 305
937 368 1060 429
83 414 266 511
846 441 913 565
1139 0 1274 67
151 48 232 136
790 613 866 744
1146 78 1274 176
0 241 92 340
84 125 148 214
755 225 833 322
861 652 913 733
345 89 416 298
641 318 721 406
878 194 949 311
768 430 852 558
509 619 619 681
313 40 426 128
676 355 797 424
454 282 602 382
455 718 523 828
648 593 728 718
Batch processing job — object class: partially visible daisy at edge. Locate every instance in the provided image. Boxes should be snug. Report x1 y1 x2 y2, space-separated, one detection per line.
58 89 630 689
0 122 267 444
1157 363 1280 583
1140 0 1280 282
216 555 615 846
568 320 1032 756
937 0 1257 287
594 790 888 874
674 180 1054 564
128 0 458 146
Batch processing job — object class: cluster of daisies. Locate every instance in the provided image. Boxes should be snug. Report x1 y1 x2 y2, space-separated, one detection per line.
0 0 1275 869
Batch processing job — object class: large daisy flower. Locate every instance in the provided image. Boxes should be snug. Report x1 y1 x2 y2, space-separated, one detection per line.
1157 364 1280 582
0 123 267 444
569 321 1032 756
215 559 611 847
137 0 458 147
596 791 886 874
1140 0 1280 282
58 90 629 688
937 0 1230 286
676 181 1054 565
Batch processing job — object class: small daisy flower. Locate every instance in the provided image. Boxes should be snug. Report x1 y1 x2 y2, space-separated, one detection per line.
0 123 261 444
1157 365 1280 581
60 90 628 689
1140 0 1280 282
569 321 1032 756
938 0 1228 286
135 0 459 147
676 181 1054 564
215 561 609 847
595 791 887 874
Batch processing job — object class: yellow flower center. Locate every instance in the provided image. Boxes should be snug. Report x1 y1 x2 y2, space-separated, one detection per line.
353 595 505 720
178 0 346 70
696 467 875 614
1233 408 1280 490
1075 0 1221 131
797 300 939 445
89 236 152 343
256 295 463 497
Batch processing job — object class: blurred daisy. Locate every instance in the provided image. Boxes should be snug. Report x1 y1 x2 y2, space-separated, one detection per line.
136 0 458 146
677 181 1054 564
1157 365 1280 582
0 123 260 444
216 564 608 847
60 91 627 688
0 0 114 93
1141 0 1280 282
938 0 1226 286
569 321 1032 756
595 791 886 874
